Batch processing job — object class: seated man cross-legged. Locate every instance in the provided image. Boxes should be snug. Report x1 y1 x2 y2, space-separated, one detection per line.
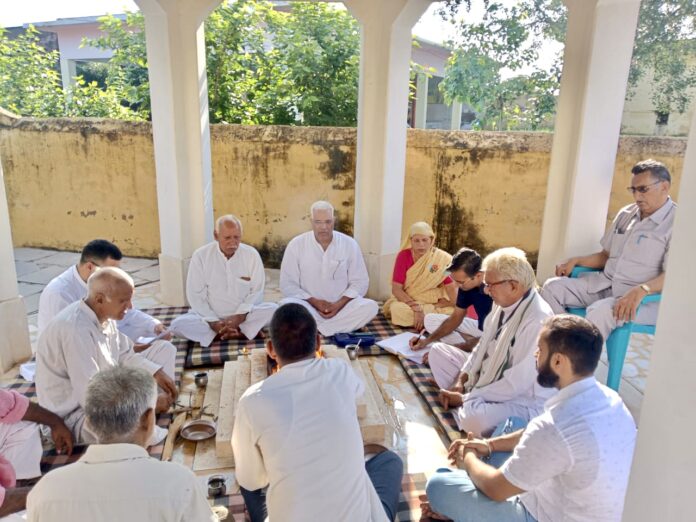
232 303 403 522
422 315 637 522
541 159 676 341
410 247 492 356
428 247 554 437
28 366 215 521
36 267 178 445
170 214 278 346
279 200 378 336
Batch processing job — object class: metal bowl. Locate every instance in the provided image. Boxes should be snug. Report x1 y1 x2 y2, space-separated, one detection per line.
194 372 209 388
180 418 217 441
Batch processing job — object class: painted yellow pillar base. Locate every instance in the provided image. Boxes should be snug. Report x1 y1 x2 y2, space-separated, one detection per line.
0 297 32 373
158 253 191 307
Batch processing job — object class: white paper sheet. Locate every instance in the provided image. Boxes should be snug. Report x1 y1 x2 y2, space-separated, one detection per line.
376 332 430 364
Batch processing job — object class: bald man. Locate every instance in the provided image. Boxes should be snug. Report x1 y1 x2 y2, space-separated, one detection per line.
170 215 278 346
36 268 178 445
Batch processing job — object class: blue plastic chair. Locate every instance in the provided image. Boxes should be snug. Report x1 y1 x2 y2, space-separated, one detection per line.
566 266 661 391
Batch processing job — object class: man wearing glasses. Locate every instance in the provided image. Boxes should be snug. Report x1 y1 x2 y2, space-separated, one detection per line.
541 159 676 342
430 247 554 437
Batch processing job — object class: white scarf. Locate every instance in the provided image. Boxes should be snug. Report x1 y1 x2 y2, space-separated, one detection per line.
466 289 538 390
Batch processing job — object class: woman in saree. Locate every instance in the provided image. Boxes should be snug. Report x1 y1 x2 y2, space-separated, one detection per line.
383 222 457 329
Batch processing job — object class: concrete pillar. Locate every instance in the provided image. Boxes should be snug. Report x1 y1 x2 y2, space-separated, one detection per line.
536 0 641 282
620 109 696 522
414 72 428 128
59 58 77 91
344 0 433 299
450 100 463 130
0 137 32 373
135 0 221 305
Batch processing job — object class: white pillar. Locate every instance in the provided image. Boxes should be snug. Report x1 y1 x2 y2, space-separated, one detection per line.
536 0 641 281
136 0 220 305
450 100 463 130
59 58 77 91
414 72 428 128
0 120 32 372
344 0 433 299
621 105 696 522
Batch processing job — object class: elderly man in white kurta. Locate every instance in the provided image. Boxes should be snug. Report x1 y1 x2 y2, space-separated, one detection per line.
37 239 173 365
36 268 178 444
169 215 277 346
430 248 554 437
279 201 378 337
28 366 215 522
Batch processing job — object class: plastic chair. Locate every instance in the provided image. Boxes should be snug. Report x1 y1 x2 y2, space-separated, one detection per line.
566 266 661 391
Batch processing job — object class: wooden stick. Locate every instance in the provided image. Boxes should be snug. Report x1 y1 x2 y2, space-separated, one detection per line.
161 412 187 462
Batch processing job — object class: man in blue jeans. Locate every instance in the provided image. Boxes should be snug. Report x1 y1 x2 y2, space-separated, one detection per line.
422 315 636 522
232 303 403 521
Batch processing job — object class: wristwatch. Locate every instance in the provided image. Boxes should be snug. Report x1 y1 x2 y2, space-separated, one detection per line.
639 283 651 294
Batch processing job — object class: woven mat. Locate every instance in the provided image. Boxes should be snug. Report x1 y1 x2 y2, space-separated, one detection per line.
211 472 428 522
399 359 462 444
140 306 410 368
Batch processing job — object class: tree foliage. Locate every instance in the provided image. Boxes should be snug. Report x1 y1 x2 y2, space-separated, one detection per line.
438 0 696 131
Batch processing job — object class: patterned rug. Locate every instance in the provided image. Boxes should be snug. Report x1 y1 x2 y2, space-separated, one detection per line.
399 359 462 444
210 472 428 522
140 307 409 368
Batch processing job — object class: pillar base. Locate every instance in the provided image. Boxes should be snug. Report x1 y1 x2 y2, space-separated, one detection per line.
364 252 397 301
158 253 191 307
0 297 32 373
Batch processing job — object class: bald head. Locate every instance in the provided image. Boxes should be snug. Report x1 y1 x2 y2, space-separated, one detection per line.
86 267 134 322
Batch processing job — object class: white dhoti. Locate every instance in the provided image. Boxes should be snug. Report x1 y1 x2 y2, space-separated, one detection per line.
424 314 483 345
279 297 378 337
170 303 278 347
138 339 177 380
428 343 540 437
0 421 42 479
541 277 659 341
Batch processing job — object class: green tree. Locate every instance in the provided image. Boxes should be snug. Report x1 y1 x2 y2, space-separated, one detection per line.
438 0 696 131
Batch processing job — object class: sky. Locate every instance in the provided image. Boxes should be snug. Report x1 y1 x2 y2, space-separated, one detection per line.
0 0 560 76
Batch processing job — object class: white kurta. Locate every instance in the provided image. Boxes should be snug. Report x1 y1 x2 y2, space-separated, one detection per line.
279 231 378 336
429 292 555 436
169 242 277 345
26 443 216 522
35 301 173 443
232 357 388 522
37 264 161 341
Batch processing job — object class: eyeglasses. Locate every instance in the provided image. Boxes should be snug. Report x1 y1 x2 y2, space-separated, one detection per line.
626 180 662 194
482 279 512 289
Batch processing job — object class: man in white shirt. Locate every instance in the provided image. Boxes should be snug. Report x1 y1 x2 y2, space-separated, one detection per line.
169 215 278 346
421 315 637 522
279 201 378 337
27 366 215 522
541 159 675 340
36 267 178 444
428 248 554 437
232 304 403 522
37 239 173 361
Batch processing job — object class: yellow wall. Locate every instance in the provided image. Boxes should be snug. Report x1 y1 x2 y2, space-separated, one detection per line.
0 115 686 264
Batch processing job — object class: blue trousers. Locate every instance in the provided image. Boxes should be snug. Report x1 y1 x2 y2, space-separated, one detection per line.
425 417 537 522
241 449 404 521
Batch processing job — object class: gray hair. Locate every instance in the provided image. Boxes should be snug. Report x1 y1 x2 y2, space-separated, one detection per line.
215 214 243 234
310 200 334 218
85 366 157 443
87 266 134 299
631 159 671 183
482 247 536 290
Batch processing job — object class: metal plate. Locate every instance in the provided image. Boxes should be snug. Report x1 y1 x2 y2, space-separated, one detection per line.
180 419 217 441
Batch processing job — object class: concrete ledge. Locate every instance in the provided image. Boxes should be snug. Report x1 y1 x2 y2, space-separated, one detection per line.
0 297 32 372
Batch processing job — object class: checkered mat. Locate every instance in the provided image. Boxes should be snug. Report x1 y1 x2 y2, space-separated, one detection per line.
140 307 410 368
210 472 428 522
399 359 462 444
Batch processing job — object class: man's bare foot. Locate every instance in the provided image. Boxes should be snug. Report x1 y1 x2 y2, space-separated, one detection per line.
156 392 173 413
420 501 451 521
437 389 464 409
